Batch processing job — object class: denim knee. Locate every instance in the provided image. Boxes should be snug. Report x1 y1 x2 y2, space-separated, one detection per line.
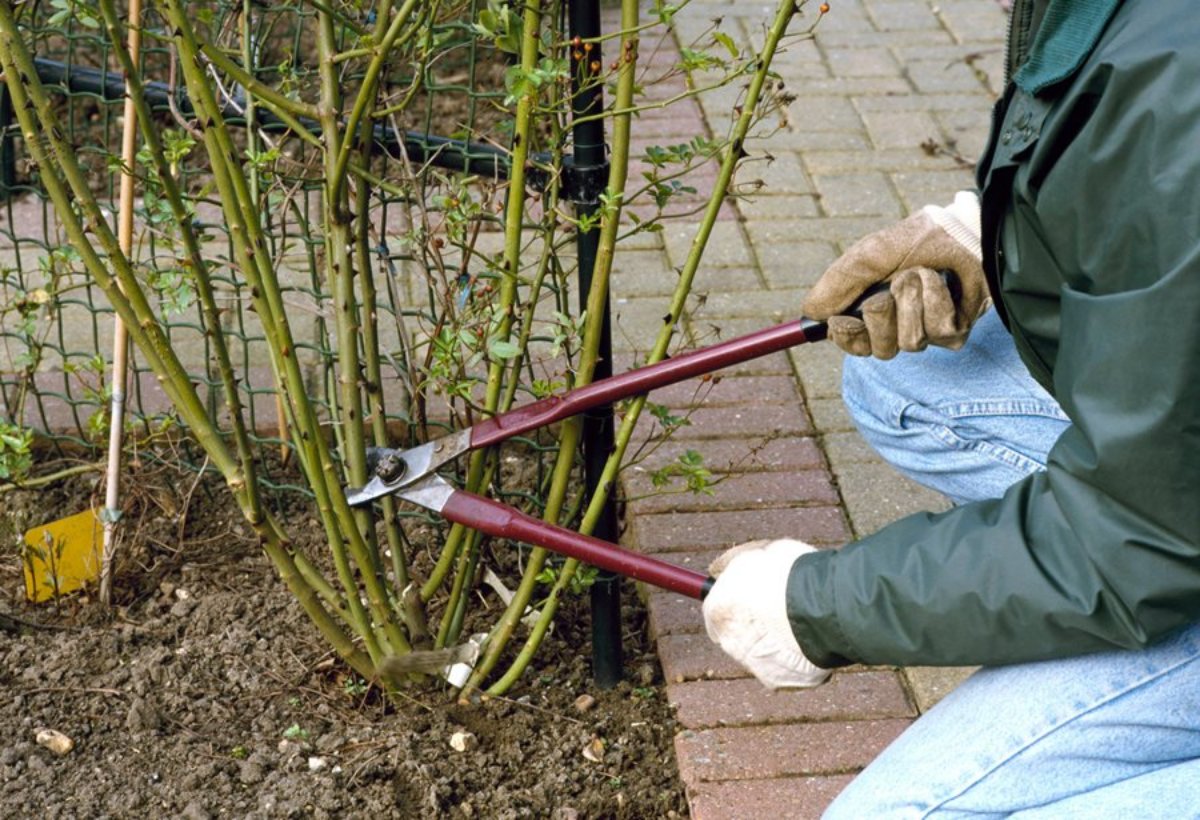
825 624 1200 819
838 345 1069 504
841 353 902 436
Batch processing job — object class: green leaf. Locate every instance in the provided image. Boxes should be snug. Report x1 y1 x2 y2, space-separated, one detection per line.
489 339 522 360
648 402 690 430
652 0 679 25
282 724 309 740
678 47 724 73
713 32 739 60
0 421 33 482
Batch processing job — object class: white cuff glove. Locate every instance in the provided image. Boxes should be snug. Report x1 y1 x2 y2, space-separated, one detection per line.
702 539 831 690
922 191 983 257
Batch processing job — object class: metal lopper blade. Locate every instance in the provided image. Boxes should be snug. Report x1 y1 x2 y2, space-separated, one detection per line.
345 431 471 507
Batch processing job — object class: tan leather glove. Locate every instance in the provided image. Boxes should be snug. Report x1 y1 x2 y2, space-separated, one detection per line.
804 192 990 359
702 539 831 690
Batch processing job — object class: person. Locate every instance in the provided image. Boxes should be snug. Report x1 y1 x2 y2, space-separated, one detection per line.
701 1 1200 815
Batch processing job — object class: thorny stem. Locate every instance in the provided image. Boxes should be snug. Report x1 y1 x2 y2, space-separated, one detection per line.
435 524 485 647
422 0 547 614
488 0 808 694
158 0 384 653
315 1 394 597
329 0 424 205
434 178 563 648
588 0 695 43
235 0 295 467
0 461 100 493
478 0 642 695
484 0 542 414
162 0 416 661
96 0 262 524
198 40 320 121
568 75 749 127
0 0 375 681
352 1 428 641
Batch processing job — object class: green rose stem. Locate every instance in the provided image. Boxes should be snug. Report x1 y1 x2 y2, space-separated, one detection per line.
420 0 546 620
352 0 430 643
0 0 375 679
483 0 807 695
473 0 640 696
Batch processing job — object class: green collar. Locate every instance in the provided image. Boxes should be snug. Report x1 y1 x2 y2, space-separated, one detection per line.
1014 0 1122 94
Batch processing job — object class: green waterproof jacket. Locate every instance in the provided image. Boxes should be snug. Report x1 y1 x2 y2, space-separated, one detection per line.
787 0 1200 668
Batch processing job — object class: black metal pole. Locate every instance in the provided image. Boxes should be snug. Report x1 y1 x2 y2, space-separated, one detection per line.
0 87 16 199
568 0 622 688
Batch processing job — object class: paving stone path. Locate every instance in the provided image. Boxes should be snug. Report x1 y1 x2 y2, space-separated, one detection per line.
610 1 1009 815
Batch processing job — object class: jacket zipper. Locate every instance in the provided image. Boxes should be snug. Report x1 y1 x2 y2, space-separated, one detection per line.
1004 0 1036 88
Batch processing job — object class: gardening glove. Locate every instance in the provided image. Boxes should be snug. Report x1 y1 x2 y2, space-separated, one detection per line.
703 539 831 690
804 191 989 359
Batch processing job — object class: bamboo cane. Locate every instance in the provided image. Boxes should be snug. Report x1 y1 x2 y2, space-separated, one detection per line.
99 0 142 605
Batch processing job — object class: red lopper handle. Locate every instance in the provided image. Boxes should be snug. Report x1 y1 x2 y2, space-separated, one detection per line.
469 318 823 450
440 488 714 599
465 272 952 451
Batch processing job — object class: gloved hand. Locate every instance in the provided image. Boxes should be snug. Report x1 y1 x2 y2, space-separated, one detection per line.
702 539 831 690
804 191 989 359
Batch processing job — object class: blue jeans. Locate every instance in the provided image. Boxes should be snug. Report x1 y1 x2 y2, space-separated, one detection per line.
824 310 1200 818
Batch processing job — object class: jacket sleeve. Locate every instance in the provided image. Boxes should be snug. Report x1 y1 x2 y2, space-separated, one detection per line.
785 16 1200 669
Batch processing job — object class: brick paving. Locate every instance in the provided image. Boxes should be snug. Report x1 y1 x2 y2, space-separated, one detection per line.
612 0 1009 816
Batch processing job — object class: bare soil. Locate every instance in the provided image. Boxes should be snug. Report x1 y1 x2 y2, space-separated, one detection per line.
0 464 688 819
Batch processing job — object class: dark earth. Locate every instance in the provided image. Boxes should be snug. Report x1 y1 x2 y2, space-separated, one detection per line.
6 8 687 817
0 461 689 819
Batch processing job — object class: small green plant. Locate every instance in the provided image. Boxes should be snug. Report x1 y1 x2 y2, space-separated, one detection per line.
20 530 68 602
282 724 309 741
646 402 691 433
651 449 716 496
230 746 249 760
60 356 112 442
47 0 100 29
0 420 33 482
503 56 570 107
536 562 598 595
1 248 74 427
472 0 521 54
343 677 368 697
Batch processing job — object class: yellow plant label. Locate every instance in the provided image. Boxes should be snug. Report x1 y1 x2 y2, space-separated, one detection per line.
22 509 103 603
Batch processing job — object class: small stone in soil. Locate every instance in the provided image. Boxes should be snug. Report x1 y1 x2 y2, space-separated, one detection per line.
582 736 605 763
573 694 596 713
449 729 477 752
34 729 73 756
